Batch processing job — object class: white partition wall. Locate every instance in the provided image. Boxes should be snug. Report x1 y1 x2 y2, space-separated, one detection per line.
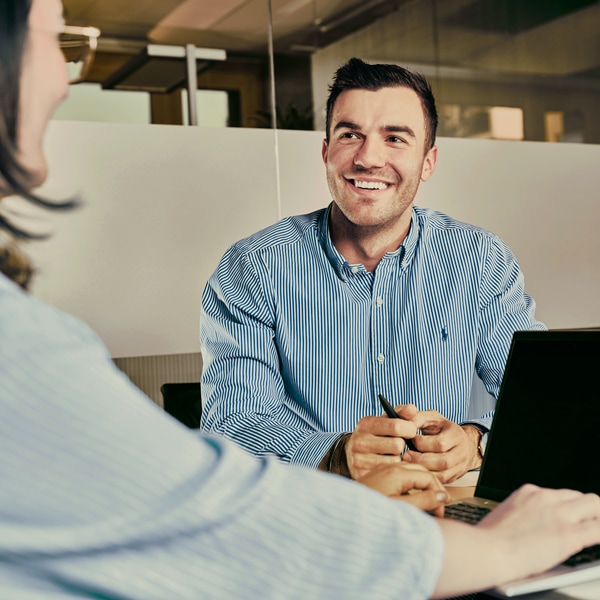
413 138 600 333
29 121 600 359
30 122 281 358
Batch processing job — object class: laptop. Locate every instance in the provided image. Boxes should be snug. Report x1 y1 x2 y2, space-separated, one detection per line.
444 329 600 597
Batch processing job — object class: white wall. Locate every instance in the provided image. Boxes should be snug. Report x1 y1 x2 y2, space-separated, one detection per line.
30 122 281 358
414 137 600 333
28 121 600 357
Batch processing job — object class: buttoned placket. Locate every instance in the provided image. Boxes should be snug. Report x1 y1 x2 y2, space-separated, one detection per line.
371 258 393 413
369 248 411 412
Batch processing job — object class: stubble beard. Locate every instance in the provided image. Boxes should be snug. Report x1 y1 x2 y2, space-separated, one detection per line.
327 167 421 236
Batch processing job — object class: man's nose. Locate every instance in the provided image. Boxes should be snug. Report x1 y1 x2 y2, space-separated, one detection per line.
353 137 385 169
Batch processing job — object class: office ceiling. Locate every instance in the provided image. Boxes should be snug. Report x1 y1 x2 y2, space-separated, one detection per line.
62 0 600 79
62 0 398 54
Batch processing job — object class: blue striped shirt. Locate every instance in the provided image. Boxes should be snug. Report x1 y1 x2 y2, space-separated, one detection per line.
0 270 444 599
201 205 545 467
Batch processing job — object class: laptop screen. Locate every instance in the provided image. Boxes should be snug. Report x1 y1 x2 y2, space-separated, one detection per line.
475 330 600 502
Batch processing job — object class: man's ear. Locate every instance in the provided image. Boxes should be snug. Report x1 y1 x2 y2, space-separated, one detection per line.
420 145 438 182
321 138 329 165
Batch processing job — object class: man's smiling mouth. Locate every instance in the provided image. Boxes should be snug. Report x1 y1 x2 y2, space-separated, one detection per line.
350 179 389 190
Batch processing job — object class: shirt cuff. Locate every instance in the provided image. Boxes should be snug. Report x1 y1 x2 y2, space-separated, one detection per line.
289 431 349 469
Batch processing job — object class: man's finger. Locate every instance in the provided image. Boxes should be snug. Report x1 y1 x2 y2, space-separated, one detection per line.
361 463 445 496
395 489 450 515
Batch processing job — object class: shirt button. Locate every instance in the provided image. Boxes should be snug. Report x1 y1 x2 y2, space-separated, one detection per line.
351 266 359 274
401 261 407 269
376 296 384 306
377 353 385 364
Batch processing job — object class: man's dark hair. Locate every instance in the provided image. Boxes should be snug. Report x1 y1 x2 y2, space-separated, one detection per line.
325 57 438 152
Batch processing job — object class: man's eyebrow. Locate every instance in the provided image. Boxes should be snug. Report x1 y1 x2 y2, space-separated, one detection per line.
333 120 360 132
332 121 417 139
384 125 416 138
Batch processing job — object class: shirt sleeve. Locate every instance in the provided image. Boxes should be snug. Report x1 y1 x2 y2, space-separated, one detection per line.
474 235 546 427
200 243 338 467
0 279 444 599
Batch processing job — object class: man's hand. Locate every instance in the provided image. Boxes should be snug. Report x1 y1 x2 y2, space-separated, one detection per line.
344 404 419 480
357 463 450 517
402 410 482 483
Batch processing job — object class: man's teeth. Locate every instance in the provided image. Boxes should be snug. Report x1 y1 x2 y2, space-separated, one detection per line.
354 180 387 190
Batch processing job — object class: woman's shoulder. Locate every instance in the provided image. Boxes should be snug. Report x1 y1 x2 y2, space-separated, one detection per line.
0 272 106 357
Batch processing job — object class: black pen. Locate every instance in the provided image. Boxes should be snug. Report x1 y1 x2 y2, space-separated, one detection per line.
378 394 418 452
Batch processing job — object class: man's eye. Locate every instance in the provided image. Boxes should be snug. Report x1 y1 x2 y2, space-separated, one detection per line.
388 136 406 143
340 132 359 140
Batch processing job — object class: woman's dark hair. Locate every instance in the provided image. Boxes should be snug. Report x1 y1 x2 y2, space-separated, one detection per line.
0 0 32 208
0 0 76 288
325 57 438 152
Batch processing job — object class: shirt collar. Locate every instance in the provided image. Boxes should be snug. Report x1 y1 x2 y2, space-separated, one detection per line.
317 204 420 280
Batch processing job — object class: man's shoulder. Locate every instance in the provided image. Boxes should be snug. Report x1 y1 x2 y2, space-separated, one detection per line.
231 208 326 257
414 206 500 242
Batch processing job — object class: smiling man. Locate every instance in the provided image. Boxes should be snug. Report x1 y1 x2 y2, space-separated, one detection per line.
200 58 544 485
324 84 436 273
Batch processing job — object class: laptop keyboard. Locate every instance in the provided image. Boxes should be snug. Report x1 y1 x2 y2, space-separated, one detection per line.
444 502 491 524
564 544 600 566
445 503 600 567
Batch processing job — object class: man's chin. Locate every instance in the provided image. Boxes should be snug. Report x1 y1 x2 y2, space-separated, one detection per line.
340 204 388 226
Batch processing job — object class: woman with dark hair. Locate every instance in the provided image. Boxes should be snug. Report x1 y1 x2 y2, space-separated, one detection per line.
0 0 74 288
2 1 600 598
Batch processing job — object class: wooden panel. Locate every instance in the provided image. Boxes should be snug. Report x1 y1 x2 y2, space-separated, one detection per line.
150 89 184 124
113 352 202 406
197 60 266 128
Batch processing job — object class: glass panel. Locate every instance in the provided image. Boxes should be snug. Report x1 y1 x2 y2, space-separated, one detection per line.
52 83 151 124
545 111 564 142
271 0 599 144
56 1 598 142
58 1 274 128
439 104 524 140
181 89 230 126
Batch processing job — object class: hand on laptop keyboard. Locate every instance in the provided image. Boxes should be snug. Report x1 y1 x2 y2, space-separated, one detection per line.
434 484 600 598
476 484 600 577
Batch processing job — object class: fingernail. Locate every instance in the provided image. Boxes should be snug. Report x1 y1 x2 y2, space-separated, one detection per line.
436 492 449 502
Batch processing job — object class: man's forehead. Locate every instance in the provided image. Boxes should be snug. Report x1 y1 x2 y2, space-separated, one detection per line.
332 86 426 129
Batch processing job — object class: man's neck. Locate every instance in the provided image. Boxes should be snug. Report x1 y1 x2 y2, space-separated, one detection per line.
329 204 412 272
